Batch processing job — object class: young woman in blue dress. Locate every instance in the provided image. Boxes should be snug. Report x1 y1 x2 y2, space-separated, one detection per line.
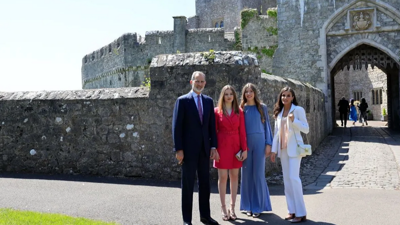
239 83 273 218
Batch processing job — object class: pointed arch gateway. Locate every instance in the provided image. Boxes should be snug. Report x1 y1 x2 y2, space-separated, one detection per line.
319 0 400 130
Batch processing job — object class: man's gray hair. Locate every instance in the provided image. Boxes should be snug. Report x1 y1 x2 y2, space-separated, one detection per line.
191 71 206 80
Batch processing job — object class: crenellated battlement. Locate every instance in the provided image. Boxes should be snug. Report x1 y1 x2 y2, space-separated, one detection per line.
82 33 139 64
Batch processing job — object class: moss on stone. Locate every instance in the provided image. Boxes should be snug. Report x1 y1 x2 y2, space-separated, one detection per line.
266 26 278 36
241 9 259 29
261 45 278 58
234 29 242 50
262 69 272 74
267 8 277 19
201 49 216 63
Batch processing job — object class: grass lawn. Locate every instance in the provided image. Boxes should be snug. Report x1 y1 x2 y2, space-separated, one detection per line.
0 208 119 225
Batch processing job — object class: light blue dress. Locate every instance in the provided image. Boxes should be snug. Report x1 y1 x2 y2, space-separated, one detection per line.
240 104 273 213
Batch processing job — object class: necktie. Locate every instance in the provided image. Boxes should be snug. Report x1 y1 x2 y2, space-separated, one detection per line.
197 95 203 124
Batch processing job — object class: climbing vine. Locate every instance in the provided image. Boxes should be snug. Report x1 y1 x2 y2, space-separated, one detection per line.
234 29 242 50
241 9 259 29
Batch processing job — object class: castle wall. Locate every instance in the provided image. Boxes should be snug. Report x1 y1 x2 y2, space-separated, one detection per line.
242 13 278 74
186 29 234 52
81 33 151 89
194 0 276 32
187 16 199 29
1 52 326 180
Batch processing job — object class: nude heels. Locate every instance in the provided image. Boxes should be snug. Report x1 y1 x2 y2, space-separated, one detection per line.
221 205 229 221
229 203 237 220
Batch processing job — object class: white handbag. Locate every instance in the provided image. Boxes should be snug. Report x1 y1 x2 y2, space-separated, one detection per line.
292 109 312 157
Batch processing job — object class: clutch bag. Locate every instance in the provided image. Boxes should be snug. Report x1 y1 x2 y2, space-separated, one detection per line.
296 144 312 157
235 149 243 160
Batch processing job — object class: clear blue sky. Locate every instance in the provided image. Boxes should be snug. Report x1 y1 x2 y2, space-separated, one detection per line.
0 0 195 92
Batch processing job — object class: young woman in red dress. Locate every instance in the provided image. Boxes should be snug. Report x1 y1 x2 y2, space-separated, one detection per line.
214 85 248 221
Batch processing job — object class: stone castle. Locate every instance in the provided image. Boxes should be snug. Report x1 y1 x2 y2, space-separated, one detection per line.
81 0 277 89
0 0 399 180
82 0 399 128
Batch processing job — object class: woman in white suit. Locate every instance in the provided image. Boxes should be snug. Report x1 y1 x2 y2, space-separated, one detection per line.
270 87 309 223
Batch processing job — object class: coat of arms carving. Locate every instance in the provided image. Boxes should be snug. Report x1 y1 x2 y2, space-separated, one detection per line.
352 11 372 30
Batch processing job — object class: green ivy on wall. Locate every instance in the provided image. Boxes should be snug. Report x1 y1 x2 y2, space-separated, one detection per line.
241 9 259 29
267 8 278 20
261 45 278 58
234 29 242 50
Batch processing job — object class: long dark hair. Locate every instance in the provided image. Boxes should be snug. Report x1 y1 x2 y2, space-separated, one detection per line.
240 83 265 123
217 85 240 116
273 86 298 119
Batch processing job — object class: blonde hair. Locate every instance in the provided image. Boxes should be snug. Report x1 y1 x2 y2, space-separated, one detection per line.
217 85 240 116
240 83 265 123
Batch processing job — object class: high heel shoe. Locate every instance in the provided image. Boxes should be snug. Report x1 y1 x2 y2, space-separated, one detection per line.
221 205 230 221
229 204 237 220
246 211 252 216
291 216 307 223
285 213 295 220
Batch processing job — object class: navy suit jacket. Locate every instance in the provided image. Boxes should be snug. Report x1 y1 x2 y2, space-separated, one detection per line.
172 92 218 160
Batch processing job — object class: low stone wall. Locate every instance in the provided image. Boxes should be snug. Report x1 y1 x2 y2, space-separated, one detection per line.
0 51 327 180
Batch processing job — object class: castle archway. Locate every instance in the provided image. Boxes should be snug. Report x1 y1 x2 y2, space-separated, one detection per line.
330 44 400 129
320 0 400 130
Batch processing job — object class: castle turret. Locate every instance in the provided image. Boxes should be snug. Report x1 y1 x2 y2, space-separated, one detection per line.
173 16 187 53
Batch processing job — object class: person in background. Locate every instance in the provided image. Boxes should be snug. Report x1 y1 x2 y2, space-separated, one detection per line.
358 98 369 126
213 85 248 221
349 99 358 126
271 86 309 223
239 83 273 218
337 96 350 127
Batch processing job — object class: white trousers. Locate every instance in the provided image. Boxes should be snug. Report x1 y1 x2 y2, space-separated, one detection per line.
280 148 307 217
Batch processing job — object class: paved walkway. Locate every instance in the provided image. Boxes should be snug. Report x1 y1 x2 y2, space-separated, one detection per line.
0 121 399 225
304 120 400 190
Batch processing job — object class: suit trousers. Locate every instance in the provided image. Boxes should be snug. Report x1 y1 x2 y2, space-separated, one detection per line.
280 148 306 217
339 112 348 126
181 148 211 223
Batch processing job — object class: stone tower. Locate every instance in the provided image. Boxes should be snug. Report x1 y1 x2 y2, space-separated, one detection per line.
187 0 277 32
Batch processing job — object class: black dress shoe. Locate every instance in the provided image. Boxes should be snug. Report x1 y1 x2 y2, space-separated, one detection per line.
200 217 219 225
183 222 192 225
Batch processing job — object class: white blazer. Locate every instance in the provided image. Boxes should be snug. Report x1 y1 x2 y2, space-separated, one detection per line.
271 104 309 158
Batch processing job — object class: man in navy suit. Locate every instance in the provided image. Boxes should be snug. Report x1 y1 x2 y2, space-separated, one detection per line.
172 71 220 225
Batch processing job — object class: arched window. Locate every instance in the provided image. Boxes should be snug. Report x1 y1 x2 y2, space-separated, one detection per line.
220 21 224 28
215 22 219 28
